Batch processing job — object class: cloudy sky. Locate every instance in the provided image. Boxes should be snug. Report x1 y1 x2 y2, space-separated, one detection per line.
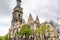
0 0 60 36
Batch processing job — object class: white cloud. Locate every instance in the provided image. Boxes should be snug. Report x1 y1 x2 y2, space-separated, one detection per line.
0 27 9 36
0 17 11 36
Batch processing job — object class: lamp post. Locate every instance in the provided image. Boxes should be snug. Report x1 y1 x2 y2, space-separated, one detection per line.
57 18 60 40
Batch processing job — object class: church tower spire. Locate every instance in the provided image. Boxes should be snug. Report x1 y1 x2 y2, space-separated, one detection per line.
27 13 34 24
27 13 34 31
12 0 23 24
9 0 23 40
35 15 40 24
34 15 40 27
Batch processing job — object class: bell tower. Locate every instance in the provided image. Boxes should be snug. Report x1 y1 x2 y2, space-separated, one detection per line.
12 0 23 24
9 0 23 40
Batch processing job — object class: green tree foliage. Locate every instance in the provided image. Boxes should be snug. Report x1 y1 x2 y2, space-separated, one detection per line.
4 34 8 40
19 24 32 35
18 24 32 40
36 23 50 35
0 36 2 40
40 23 50 35
36 23 50 40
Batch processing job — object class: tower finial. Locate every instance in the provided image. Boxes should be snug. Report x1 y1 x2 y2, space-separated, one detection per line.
16 0 22 7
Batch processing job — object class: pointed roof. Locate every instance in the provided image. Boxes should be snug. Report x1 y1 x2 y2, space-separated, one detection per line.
35 15 40 24
27 13 34 24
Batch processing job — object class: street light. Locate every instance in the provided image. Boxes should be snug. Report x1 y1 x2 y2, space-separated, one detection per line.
57 18 60 40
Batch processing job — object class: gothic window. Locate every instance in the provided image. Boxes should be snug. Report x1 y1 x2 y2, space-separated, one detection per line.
18 14 20 17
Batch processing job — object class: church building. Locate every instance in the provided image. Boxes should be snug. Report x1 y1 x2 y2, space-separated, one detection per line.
8 0 58 40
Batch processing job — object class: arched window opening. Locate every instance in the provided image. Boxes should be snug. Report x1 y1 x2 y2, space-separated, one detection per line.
18 14 20 17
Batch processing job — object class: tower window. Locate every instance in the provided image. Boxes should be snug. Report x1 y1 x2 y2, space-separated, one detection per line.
18 14 20 17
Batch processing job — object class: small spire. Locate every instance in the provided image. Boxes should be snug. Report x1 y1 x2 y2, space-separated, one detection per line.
35 15 40 24
27 13 34 24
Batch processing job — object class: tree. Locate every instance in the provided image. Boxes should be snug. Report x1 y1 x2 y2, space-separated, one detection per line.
0 36 2 40
36 23 50 40
18 24 32 40
40 23 50 40
4 34 8 40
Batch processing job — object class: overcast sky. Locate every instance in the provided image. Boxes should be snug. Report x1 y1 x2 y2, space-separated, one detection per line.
0 0 60 36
